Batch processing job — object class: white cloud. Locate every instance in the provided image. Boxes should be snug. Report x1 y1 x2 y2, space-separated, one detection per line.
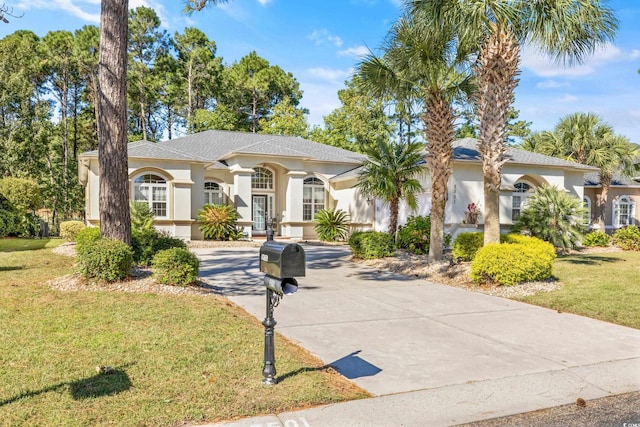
536 80 569 89
257 0 272 5
309 29 343 47
556 94 578 103
307 67 351 82
630 50 640 60
338 45 369 58
521 43 622 77
17 0 100 22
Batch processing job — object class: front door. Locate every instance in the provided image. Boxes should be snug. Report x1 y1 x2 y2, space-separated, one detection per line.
253 195 267 231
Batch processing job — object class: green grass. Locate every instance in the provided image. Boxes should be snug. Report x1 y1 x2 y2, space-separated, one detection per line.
516 250 640 329
0 239 368 426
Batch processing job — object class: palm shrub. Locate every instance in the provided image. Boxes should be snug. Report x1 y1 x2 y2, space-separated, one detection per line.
198 204 243 241
130 201 155 232
582 230 611 247
452 232 484 261
612 225 640 251
349 231 396 259
396 215 431 255
152 248 200 286
515 185 587 252
77 238 133 282
314 208 350 242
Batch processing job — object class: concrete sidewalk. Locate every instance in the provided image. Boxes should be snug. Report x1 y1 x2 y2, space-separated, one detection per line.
193 244 640 427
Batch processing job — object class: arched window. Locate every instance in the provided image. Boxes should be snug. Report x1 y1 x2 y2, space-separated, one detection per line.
583 196 592 225
512 181 533 221
252 167 273 190
613 195 636 228
303 177 325 221
204 181 225 205
133 173 168 217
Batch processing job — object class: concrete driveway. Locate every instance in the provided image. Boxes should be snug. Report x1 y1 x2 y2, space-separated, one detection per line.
193 244 640 426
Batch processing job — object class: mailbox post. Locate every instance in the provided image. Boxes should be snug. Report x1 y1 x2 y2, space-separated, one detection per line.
259 241 305 384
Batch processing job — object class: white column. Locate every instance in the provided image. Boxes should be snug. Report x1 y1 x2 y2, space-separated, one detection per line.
283 171 306 240
231 167 255 239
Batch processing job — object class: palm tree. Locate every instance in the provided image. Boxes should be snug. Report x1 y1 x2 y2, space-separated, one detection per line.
523 112 639 229
357 15 473 260
410 0 618 245
356 138 425 236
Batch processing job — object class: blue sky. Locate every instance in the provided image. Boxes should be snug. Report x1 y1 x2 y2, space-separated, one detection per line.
3 0 640 143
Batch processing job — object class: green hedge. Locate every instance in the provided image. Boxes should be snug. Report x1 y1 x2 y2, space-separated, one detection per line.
75 227 101 248
152 248 200 286
612 225 640 251
396 215 430 255
582 230 611 247
470 235 556 286
132 229 187 266
452 232 484 261
76 238 133 282
349 231 395 259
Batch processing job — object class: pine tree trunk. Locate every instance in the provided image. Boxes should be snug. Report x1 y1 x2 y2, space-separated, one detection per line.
475 26 520 245
98 0 131 245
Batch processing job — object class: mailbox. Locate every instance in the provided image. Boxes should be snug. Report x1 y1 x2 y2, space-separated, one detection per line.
259 241 306 279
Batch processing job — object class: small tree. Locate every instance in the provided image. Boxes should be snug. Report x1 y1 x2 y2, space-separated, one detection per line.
198 204 243 241
515 185 587 251
0 177 41 214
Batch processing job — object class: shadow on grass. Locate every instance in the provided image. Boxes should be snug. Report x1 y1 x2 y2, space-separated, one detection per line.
0 364 133 406
560 255 623 265
0 266 23 272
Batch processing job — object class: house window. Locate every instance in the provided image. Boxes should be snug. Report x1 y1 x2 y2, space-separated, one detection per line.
511 182 532 221
133 173 167 217
204 181 225 205
252 167 273 190
303 177 325 221
613 195 635 227
583 196 592 225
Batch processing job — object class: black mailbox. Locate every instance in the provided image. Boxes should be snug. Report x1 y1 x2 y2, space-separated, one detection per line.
259 241 306 279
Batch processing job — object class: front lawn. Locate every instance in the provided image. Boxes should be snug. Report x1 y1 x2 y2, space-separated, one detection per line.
516 250 640 330
0 239 368 426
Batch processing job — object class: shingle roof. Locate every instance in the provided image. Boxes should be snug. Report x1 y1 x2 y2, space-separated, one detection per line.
82 130 366 165
451 138 597 171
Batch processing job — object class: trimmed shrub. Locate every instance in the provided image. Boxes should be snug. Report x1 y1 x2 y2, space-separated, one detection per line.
198 204 243 241
75 227 101 248
612 225 640 251
152 248 200 286
397 215 431 255
77 238 133 282
132 228 187 266
60 220 86 241
582 230 611 247
452 232 484 261
470 236 556 286
314 208 350 242
349 231 395 259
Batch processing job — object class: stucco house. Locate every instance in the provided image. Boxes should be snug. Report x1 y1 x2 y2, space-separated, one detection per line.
78 132 597 241
583 166 640 232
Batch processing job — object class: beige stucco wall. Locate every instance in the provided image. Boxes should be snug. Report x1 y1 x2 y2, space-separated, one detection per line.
584 186 640 230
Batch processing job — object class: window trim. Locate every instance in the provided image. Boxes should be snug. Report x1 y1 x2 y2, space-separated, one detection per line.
251 167 274 190
613 195 636 228
511 181 534 222
132 173 169 218
583 196 592 226
303 176 326 221
204 181 226 206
